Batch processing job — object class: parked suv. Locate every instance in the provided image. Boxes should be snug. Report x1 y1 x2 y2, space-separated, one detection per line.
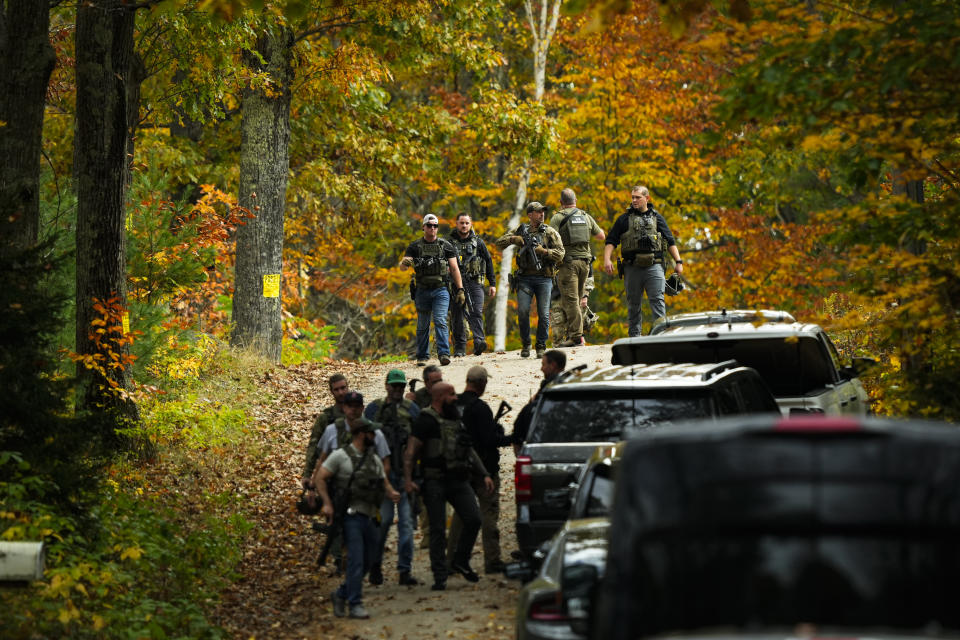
584 415 960 640
510 443 622 640
611 313 874 415
514 361 779 557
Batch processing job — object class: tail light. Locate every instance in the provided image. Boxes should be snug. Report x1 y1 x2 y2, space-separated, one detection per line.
515 455 532 503
529 593 567 621
775 416 861 432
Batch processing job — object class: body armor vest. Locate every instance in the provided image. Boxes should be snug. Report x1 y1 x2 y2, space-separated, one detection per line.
421 407 473 479
334 417 354 448
621 210 663 266
515 224 550 273
453 235 483 280
413 239 449 289
557 208 592 246
343 445 385 508
372 398 414 471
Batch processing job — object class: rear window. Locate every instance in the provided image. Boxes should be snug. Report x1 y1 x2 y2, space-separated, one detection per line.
528 390 715 443
624 336 836 397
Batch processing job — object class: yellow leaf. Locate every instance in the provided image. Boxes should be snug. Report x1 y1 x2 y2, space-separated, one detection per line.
120 546 143 561
93 615 107 631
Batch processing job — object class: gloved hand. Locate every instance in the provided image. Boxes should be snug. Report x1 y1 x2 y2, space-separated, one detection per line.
400 256 413 267
455 288 466 307
534 246 549 256
511 236 525 246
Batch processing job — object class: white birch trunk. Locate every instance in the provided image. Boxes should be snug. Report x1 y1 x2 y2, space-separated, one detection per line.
493 0 561 351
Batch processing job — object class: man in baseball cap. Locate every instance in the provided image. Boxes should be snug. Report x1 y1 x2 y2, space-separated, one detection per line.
399 214 465 367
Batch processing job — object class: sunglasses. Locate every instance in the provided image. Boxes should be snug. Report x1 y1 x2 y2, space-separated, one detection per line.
424 223 439 228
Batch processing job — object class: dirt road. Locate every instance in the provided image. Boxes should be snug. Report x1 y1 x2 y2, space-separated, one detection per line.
296 344 611 639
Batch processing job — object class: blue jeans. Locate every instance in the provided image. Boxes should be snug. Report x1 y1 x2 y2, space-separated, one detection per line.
516 275 553 348
373 471 414 573
336 513 378 606
415 286 451 360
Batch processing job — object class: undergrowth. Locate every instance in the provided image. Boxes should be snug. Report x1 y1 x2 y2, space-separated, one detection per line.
1 342 271 639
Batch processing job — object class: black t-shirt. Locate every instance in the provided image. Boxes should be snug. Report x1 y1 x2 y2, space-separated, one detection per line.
459 390 512 472
411 410 444 470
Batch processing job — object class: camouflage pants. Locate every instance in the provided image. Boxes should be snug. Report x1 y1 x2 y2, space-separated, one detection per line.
551 295 597 344
446 473 501 572
554 259 589 342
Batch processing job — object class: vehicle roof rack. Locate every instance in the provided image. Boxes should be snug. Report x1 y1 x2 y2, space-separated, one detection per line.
700 359 740 381
555 363 588 383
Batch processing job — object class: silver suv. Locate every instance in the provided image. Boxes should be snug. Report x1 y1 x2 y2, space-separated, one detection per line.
514 361 779 557
612 312 874 416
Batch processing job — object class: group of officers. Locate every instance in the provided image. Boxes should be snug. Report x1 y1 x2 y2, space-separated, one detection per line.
300 351 567 620
399 185 685 364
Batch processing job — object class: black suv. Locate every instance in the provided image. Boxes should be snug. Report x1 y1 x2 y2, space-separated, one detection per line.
584 415 960 640
514 361 779 557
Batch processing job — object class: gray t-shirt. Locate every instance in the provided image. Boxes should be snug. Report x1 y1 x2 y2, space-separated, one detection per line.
318 421 390 459
321 444 386 517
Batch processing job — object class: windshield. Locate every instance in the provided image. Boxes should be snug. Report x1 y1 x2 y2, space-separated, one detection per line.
528 391 714 443
624 336 836 397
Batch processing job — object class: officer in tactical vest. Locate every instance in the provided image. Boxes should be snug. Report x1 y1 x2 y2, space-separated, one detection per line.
495 202 565 358
403 382 494 591
316 392 392 471
448 213 496 357
315 404 401 620
549 188 605 347
364 369 421 587
407 364 443 409
302 373 349 489
446 366 513 574
603 185 684 336
551 268 599 345
400 214 465 367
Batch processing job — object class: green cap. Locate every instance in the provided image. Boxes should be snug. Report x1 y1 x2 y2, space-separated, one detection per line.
386 369 406 384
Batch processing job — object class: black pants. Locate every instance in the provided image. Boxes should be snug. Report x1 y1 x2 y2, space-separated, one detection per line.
423 476 481 582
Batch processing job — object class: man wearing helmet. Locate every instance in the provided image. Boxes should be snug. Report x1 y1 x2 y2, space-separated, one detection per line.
603 185 684 336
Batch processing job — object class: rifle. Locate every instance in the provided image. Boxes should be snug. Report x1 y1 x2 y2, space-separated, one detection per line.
462 283 475 315
494 400 513 439
518 225 543 272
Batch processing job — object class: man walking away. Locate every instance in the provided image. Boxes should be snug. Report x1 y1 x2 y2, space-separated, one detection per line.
447 366 513 574
549 188 604 347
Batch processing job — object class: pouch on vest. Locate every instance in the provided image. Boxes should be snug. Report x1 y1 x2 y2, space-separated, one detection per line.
633 253 655 267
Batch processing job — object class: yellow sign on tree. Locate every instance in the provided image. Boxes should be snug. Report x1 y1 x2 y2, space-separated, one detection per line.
262 274 281 298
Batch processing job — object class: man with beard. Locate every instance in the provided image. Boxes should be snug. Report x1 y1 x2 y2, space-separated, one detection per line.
315 405 401 620
512 349 566 453
302 373 349 488
403 382 494 591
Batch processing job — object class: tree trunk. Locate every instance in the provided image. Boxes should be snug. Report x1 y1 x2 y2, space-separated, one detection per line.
493 0 561 350
231 25 294 363
0 0 56 254
74 0 138 433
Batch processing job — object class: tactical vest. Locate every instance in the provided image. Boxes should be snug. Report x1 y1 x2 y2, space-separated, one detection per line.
421 407 474 479
334 417 353 448
343 445 385 509
372 398 414 470
515 224 551 274
557 208 592 246
620 210 663 266
453 235 483 280
413 239 450 289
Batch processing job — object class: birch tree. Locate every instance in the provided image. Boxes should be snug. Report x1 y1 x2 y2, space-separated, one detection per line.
493 0 561 352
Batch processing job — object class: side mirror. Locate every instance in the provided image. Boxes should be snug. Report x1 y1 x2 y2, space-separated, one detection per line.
562 563 599 636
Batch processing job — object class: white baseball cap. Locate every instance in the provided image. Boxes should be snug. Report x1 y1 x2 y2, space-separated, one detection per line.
423 214 439 226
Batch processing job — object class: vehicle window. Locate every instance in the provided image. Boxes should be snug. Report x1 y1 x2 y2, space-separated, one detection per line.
821 332 846 381
528 391 715 443
737 378 781 412
627 337 836 397
584 464 616 518
714 385 740 414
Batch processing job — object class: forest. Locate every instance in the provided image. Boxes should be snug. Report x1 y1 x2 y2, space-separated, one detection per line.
1 0 958 636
